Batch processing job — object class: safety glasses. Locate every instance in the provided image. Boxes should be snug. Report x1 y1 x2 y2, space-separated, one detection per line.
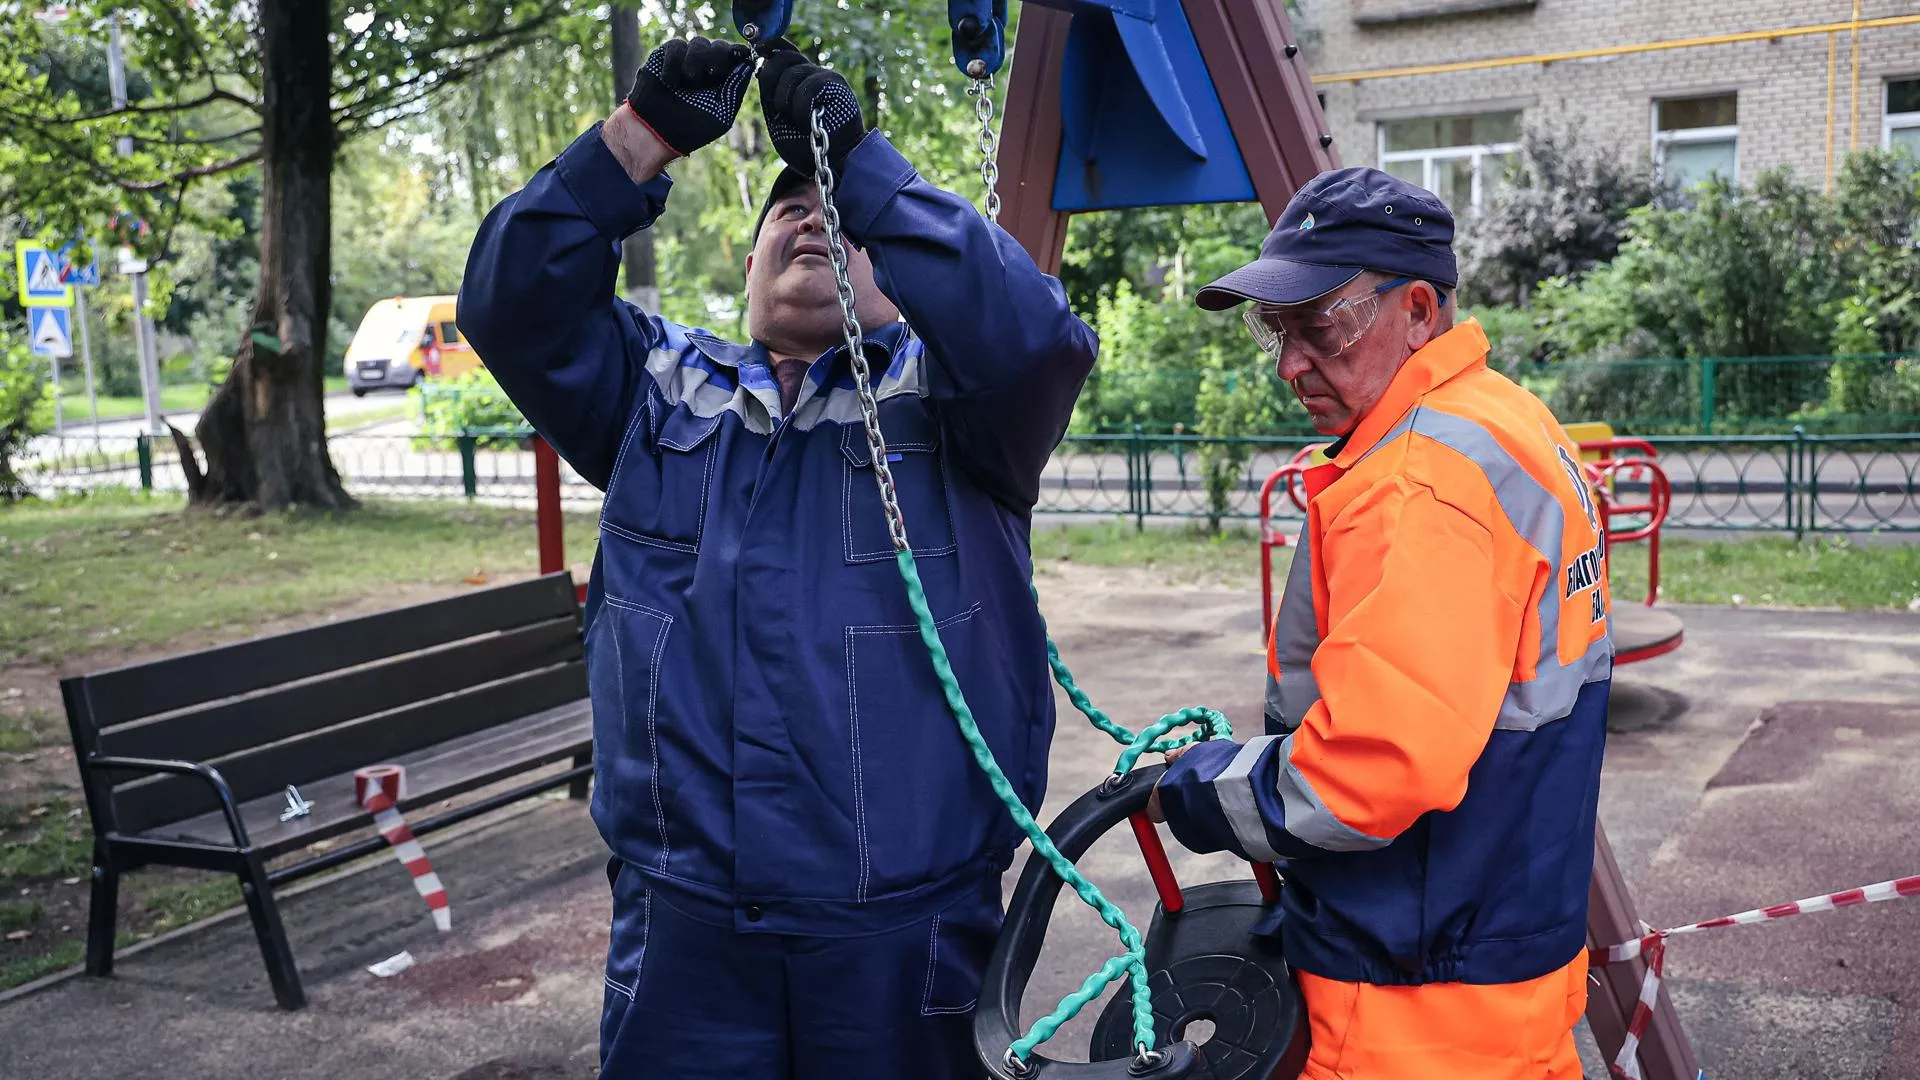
1242 276 1414 361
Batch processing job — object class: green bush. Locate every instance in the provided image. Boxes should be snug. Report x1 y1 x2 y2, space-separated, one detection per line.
1192 357 1286 531
0 334 50 501
410 369 527 449
1535 168 1848 426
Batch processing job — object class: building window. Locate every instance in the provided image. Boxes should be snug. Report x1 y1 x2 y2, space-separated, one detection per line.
1376 111 1520 215
1653 94 1737 187
1886 78 1920 157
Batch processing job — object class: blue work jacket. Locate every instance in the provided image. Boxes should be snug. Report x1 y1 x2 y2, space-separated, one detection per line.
460 126 1096 936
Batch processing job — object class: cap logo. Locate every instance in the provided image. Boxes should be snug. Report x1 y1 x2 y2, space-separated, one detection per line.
1297 213 1315 231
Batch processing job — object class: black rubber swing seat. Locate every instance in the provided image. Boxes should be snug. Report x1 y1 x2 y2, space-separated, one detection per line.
974 763 1310 1080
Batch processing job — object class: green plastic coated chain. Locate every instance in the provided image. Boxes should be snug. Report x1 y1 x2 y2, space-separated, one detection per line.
807 100 1234 1068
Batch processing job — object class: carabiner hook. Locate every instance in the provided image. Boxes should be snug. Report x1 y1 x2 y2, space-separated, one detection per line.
732 0 793 48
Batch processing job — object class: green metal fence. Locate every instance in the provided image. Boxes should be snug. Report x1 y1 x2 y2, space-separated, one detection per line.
1039 428 1920 537
409 354 1920 438
1518 353 1920 436
13 426 1920 537
1071 353 1920 437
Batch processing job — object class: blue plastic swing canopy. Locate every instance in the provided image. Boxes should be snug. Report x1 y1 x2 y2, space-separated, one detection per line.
730 0 1256 211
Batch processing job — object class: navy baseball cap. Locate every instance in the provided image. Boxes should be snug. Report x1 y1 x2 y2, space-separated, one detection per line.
1195 167 1458 310
752 167 811 245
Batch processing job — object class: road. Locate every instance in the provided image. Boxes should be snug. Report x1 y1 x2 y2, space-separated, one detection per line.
40 387 409 441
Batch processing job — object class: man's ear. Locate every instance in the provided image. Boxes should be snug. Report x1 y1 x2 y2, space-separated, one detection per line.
1405 282 1443 351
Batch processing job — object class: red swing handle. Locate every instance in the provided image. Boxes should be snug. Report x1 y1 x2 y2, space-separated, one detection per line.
1128 813 1283 913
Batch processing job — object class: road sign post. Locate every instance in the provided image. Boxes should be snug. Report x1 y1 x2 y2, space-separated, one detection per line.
49 345 62 435
54 243 101 442
107 14 165 437
75 289 100 448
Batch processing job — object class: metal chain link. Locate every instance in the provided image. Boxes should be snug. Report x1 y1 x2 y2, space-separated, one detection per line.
810 105 911 554
966 74 1001 223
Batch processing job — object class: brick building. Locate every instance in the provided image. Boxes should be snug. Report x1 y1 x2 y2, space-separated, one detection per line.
1295 1 1920 217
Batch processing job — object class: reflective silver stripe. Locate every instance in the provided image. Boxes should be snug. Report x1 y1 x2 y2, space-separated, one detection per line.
1276 734 1391 852
1496 634 1614 730
1266 535 1322 730
1403 407 1615 730
1211 735 1285 863
1353 414 1416 468
648 336 929 436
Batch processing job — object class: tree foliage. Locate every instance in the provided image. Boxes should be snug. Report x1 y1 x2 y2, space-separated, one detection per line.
1 1 574 262
1457 120 1672 307
0 1 587 509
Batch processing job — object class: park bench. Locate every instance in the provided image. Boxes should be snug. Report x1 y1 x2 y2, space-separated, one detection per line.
59 571 593 1010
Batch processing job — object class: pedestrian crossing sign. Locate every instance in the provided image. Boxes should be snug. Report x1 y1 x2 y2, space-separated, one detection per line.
15 241 74 307
30 306 73 359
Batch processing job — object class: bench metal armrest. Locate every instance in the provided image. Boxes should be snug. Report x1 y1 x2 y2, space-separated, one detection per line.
87 755 253 850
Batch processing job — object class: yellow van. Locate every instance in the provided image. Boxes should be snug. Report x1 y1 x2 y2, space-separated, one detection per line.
342 295 484 396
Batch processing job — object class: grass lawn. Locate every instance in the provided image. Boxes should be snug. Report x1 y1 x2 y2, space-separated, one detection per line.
1612 534 1920 610
1035 519 1261 582
327 400 416 431
1033 518 1920 612
55 384 208 421
0 492 601 666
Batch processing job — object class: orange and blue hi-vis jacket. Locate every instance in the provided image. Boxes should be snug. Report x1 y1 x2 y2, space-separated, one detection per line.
1157 319 1613 986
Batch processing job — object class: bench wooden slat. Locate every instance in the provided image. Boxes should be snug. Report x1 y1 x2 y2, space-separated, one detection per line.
73 573 578 729
110 663 587 834
96 616 582 764
136 701 592 857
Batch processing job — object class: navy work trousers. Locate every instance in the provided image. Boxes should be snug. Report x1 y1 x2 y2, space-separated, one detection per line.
599 859 1000 1078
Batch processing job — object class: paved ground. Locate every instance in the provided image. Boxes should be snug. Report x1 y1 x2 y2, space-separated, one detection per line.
1 566 1916 1079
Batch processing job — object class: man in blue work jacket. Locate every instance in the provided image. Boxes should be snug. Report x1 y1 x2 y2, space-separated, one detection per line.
460 36 1096 1079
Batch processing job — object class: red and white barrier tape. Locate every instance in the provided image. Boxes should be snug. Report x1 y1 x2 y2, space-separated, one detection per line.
1592 872 1920 1079
356 765 452 932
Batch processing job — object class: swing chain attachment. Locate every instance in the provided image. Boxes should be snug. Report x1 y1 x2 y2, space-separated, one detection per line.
810 103 910 554
966 72 1001 224
1131 1044 1168 1076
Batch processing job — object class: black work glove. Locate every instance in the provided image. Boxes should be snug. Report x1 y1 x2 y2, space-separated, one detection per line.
755 41 867 178
625 36 754 157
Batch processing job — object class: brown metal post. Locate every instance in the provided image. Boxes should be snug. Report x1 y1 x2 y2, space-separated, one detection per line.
994 4 1075 274
1183 0 1340 220
534 437 565 577
1586 822 1702 1080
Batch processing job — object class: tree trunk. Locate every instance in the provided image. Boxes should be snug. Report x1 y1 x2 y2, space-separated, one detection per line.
610 4 658 313
191 0 351 510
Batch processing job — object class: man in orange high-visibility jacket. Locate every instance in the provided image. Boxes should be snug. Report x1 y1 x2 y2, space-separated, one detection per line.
1148 167 1611 1080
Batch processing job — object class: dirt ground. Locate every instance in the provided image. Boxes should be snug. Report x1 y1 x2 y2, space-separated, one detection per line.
1 560 1917 1080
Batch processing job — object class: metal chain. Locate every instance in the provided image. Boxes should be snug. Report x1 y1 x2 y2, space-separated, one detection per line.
966 74 1001 223
810 89 1189 1068
810 105 911 554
